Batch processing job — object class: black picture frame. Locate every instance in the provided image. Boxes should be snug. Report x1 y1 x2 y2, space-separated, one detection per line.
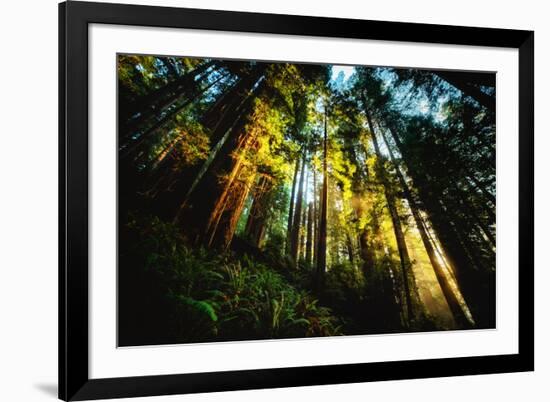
59 1 534 400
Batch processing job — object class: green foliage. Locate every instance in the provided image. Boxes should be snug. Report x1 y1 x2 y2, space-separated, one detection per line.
148 121 211 169
181 296 218 320
118 55 169 99
262 229 287 262
323 262 365 306
219 257 340 338
118 53 496 339
122 215 342 344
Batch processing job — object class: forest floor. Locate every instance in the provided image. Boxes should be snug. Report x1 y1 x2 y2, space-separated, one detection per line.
118 214 444 346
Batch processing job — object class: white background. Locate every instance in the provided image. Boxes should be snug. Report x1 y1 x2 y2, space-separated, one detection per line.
0 0 545 401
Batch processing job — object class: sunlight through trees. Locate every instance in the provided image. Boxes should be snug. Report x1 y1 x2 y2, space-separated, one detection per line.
117 55 496 346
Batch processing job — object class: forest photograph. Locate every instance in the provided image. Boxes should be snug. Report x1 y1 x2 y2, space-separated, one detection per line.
117 54 496 347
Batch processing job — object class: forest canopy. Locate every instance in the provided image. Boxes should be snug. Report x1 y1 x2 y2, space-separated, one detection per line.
117 54 496 346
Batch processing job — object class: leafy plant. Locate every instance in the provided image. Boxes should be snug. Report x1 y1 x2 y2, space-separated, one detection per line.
120 215 342 345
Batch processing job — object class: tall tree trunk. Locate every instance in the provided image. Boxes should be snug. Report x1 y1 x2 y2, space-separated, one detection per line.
299 197 308 260
316 106 329 288
204 130 261 249
299 169 309 260
173 75 267 222
245 176 271 247
313 167 318 265
380 128 473 328
180 93 262 246
290 151 307 264
209 169 256 250
306 202 314 264
346 233 354 264
287 157 301 253
365 105 418 326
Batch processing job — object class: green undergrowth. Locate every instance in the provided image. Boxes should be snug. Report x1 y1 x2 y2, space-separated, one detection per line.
119 215 342 345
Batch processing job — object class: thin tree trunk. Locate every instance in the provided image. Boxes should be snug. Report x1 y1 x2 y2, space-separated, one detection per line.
306 202 314 264
316 106 329 288
299 197 308 260
287 157 301 253
299 169 309 260
313 167 318 265
290 151 307 264
346 233 354 264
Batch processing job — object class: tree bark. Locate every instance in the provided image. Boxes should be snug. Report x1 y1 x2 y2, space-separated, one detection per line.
245 176 272 247
316 106 329 288
204 132 260 249
306 202 314 264
299 195 308 260
173 76 267 222
313 167 318 265
286 157 300 253
209 169 256 250
346 233 354 264
290 151 307 264
179 83 265 247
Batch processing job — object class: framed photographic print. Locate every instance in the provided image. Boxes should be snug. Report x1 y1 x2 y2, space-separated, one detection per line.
59 1 534 400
